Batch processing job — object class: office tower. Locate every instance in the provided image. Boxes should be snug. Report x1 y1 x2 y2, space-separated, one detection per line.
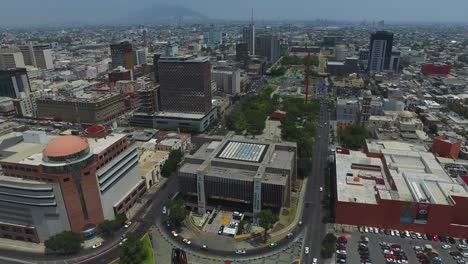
0 130 146 242
335 44 348 61
242 10 255 55
368 31 393 72
212 68 241 95
153 54 161 82
203 31 223 49
236 42 249 64
18 43 53 70
142 28 148 48
256 34 280 63
134 48 147 65
390 51 401 72
158 55 211 113
0 48 25 69
110 41 135 70
0 68 31 98
165 43 179 57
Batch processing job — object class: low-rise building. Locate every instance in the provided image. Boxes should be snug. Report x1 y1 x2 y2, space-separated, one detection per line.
36 92 125 124
335 140 468 238
178 135 297 215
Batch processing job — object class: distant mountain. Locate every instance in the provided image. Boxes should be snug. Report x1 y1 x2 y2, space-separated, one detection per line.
117 4 209 24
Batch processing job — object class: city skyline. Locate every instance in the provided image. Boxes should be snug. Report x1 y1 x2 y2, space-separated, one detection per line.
1 0 468 25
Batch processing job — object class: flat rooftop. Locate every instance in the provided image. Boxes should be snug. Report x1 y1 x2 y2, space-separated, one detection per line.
154 111 208 120
0 131 125 166
335 147 468 206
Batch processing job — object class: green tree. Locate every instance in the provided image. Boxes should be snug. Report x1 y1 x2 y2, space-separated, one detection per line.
256 209 279 242
44 231 83 255
169 199 187 226
245 110 266 135
161 149 183 178
97 213 127 236
320 233 337 258
338 124 369 149
119 233 148 264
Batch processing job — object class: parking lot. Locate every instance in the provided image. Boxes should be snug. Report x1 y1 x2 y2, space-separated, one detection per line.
339 228 467 264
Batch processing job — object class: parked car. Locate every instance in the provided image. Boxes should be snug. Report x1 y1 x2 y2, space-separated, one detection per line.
171 231 178 237
162 206 167 215
92 242 102 249
182 238 191 245
235 249 246 254
304 247 310 254
124 220 131 228
442 244 452 249
218 225 224 235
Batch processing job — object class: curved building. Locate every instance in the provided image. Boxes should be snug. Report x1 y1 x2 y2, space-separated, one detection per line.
0 130 146 242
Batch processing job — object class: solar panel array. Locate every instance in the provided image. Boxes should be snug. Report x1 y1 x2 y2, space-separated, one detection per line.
218 141 266 162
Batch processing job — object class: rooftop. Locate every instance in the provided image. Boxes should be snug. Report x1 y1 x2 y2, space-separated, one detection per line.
335 146 468 206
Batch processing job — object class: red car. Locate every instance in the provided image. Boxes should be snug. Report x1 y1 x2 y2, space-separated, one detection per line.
391 244 401 248
416 253 426 259
384 254 395 259
336 246 346 250
432 234 439 241
337 236 347 243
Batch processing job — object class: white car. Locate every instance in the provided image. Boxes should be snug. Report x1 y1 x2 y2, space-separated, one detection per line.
442 244 451 249
458 244 468 250
92 242 102 249
124 220 131 228
305 247 310 254
463 252 468 258
383 249 393 254
235 249 246 254
312 258 317 263
319 187 323 192
395 230 400 236
390 230 395 236
364 227 369 233
375 227 379 233
162 206 167 215
171 230 179 237
119 237 128 246
416 233 422 239
336 250 347 255
369 227 374 233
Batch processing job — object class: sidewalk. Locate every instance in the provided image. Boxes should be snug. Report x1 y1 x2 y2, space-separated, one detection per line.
268 177 308 242
0 238 45 253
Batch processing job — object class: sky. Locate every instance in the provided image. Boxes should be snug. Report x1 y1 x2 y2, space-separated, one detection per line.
1 0 468 25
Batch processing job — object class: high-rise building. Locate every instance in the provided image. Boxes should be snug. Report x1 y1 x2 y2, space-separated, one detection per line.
236 42 249 64
360 90 372 126
134 48 147 66
242 10 256 55
165 43 179 57
0 48 25 69
158 55 212 113
368 31 394 72
203 31 223 49
18 43 53 70
212 68 241 95
153 54 161 82
110 41 135 70
256 34 280 63
389 51 401 72
0 130 147 242
0 68 31 98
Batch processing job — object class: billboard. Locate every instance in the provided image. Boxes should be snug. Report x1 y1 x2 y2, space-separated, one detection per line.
414 203 430 224
400 202 415 223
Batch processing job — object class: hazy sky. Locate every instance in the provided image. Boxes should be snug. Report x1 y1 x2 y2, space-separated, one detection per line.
1 0 467 24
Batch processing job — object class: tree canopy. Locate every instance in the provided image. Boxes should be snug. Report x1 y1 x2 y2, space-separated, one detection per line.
282 55 319 67
161 149 183 178
119 233 148 264
321 233 337 258
169 198 187 226
338 124 369 149
257 209 279 242
44 231 82 255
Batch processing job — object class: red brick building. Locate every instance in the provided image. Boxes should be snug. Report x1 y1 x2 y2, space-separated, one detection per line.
335 142 468 239
432 136 462 160
421 63 452 75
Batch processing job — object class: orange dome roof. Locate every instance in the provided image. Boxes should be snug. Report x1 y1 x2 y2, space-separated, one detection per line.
43 136 89 158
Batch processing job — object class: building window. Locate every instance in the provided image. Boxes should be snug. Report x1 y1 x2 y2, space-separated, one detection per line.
0 226 9 231
63 178 70 182
25 229 34 235
12 227 22 233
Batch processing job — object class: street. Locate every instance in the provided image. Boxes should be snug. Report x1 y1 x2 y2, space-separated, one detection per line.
301 76 331 264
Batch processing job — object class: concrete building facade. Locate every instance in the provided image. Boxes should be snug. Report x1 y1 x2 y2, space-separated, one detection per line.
178 135 297 215
0 130 146 242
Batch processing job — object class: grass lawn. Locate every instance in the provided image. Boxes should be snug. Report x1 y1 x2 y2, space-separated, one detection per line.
111 234 154 264
141 234 154 264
